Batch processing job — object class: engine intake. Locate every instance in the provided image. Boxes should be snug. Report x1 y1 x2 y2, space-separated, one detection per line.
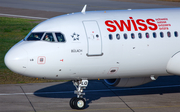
104 77 156 87
167 52 180 75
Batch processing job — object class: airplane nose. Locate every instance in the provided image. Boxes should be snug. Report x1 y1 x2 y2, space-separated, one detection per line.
4 47 28 75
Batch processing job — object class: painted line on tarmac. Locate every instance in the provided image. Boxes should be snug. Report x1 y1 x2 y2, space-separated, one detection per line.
0 13 48 20
0 84 180 96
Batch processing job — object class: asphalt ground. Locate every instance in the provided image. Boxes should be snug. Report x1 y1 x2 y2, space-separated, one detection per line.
0 0 179 19
0 0 176 13
0 76 180 112
0 0 180 112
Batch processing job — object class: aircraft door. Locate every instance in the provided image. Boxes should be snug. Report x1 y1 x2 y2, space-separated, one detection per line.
83 21 103 56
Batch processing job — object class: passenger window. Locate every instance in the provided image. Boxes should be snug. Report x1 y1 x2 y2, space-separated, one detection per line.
145 33 149 38
138 33 142 39
43 33 55 42
153 32 156 38
160 32 164 38
167 31 171 37
55 33 65 42
174 31 178 37
27 32 44 41
109 34 113 40
116 34 120 40
124 33 128 39
131 33 135 39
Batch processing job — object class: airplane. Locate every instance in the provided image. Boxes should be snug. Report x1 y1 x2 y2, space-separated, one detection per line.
4 5 180 109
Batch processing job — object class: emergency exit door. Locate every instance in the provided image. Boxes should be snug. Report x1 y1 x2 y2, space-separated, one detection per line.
83 21 103 56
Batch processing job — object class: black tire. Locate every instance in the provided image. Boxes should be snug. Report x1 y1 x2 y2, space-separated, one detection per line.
69 97 77 109
74 98 86 110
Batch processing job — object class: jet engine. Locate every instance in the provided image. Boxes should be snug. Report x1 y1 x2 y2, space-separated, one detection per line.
166 52 180 75
104 77 157 87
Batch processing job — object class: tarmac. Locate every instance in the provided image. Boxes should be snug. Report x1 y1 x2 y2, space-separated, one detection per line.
0 0 180 112
0 76 180 112
0 0 180 19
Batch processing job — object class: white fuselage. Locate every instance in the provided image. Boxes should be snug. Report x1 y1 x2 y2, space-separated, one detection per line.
4 8 180 80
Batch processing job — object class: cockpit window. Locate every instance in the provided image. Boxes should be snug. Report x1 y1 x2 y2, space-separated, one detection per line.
55 33 65 42
26 32 65 42
27 32 44 41
43 33 55 42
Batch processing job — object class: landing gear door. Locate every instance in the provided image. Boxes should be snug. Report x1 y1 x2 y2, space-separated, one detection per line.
83 21 103 56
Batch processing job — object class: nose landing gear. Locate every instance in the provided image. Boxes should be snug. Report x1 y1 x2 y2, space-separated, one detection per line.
69 80 88 109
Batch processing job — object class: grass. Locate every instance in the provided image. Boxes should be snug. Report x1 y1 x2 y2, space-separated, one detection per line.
0 17 63 84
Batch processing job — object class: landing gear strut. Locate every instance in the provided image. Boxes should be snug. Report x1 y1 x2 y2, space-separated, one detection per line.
69 79 88 109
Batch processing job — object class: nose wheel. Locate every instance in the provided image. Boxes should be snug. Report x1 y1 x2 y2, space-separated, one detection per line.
70 97 86 109
70 80 88 109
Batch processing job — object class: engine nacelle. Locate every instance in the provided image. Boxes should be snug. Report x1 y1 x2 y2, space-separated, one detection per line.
167 52 180 75
104 77 157 87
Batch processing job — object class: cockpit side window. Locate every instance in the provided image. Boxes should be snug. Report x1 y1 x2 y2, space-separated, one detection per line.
43 33 55 42
27 32 44 41
55 33 65 42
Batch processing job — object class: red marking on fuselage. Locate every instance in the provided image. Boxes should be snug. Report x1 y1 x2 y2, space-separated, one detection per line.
37 56 46 64
105 17 158 32
60 59 64 62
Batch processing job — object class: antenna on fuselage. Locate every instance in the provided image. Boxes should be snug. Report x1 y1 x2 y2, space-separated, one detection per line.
81 4 87 14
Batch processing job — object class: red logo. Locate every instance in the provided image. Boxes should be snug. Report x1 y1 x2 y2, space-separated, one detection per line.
105 17 158 32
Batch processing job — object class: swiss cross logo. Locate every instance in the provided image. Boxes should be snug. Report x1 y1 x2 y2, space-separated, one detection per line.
37 56 46 64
